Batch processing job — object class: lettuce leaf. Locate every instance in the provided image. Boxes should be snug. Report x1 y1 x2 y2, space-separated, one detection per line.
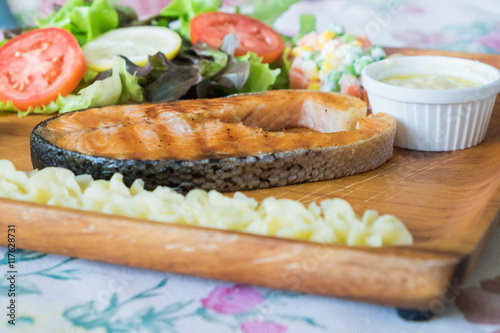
194 34 248 98
141 53 201 102
159 0 221 39
37 0 119 45
292 14 316 43
235 52 280 93
58 56 143 113
0 57 143 117
188 34 278 98
0 100 25 113
127 34 278 100
0 36 280 117
191 40 229 78
249 0 301 26
0 98 65 118
270 46 292 90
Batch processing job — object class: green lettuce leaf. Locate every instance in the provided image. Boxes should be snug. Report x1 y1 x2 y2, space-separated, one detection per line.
0 100 24 113
0 57 143 117
36 0 80 30
159 0 221 39
114 5 139 27
292 14 316 43
143 34 279 98
270 46 292 90
37 0 119 45
193 34 247 98
191 41 229 78
0 99 64 118
196 35 279 97
249 0 301 26
58 56 143 113
142 53 201 102
235 52 280 93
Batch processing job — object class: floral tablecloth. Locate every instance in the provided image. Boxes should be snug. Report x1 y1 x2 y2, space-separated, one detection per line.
1 1 500 332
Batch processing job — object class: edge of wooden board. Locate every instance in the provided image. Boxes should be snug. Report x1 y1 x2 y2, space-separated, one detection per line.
1 185 498 309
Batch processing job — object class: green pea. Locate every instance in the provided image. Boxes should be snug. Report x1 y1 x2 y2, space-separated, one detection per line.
329 23 345 36
326 70 343 84
316 59 325 70
341 33 356 44
340 64 356 76
370 46 386 61
344 46 364 64
320 80 340 92
354 56 374 75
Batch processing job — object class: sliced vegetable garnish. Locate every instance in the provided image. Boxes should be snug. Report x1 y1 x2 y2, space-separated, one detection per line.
82 26 182 72
0 27 86 111
190 12 285 63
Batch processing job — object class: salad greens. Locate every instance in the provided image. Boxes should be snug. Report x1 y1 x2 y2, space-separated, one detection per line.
249 0 301 26
191 34 251 98
236 52 281 93
0 0 299 116
0 57 143 117
37 0 119 46
271 46 293 90
58 56 144 113
191 34 280 97
159 0 221 40
292 14 316 43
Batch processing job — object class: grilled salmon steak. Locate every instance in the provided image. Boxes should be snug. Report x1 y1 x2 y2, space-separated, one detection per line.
31 90 396 192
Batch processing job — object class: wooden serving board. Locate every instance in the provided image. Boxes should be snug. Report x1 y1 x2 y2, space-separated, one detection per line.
1 48 499 309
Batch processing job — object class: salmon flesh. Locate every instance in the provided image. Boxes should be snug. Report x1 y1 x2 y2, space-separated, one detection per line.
30 90 396 192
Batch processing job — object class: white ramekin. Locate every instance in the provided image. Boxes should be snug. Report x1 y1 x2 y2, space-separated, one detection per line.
361 56 500 151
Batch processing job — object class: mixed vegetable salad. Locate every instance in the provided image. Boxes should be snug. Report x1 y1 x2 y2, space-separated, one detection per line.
290 26 387 100
0 0 384 116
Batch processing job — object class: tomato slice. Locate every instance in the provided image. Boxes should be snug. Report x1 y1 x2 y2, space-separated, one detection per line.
190 12 284 63
0 27 86 111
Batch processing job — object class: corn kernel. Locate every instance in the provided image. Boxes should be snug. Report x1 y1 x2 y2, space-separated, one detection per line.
322 31 336 41
318 31 336 48
308 82 322 90
292 45 314 57
322 60 333 71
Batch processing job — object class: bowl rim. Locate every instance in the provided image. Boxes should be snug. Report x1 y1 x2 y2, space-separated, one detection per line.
361 55 500 104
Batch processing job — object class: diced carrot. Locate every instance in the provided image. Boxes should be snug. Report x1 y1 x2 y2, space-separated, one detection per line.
356 35 372 50
344 84 362 98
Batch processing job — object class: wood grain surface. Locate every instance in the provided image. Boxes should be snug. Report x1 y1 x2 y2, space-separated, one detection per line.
0 48 499 309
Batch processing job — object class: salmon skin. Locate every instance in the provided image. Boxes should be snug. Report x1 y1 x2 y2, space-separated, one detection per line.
30 90 396 193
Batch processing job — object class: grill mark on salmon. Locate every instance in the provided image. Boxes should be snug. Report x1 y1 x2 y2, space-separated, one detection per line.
31 90 396 192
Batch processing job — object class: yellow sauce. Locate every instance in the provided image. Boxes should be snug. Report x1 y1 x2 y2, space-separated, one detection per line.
380 74 480 90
